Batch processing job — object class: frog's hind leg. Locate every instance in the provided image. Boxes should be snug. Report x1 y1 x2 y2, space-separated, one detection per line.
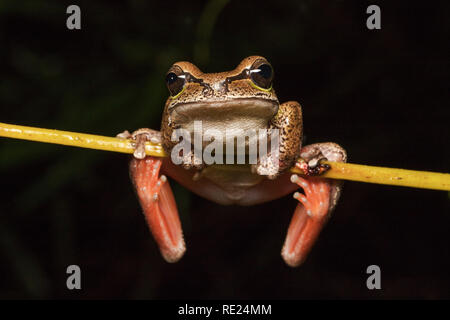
130 157 185 263
281 142 346 267
281 176 338 267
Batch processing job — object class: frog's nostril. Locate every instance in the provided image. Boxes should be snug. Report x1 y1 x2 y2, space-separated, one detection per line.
201 84 215 96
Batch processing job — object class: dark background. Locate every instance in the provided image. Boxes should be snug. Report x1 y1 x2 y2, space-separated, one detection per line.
0 0 449 299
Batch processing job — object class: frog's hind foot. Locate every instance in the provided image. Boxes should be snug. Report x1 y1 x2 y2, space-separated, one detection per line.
281 143 346 267
130 156 185 263
281 175 333 267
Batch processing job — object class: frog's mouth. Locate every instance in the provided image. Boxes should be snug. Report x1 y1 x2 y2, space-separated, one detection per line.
169 98 279 134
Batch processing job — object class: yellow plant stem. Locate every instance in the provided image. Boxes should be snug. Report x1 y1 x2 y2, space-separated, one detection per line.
305 162 450 191
0 122 166 156
1 122 449 191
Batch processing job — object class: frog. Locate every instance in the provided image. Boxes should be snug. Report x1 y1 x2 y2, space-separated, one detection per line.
118 56 347 267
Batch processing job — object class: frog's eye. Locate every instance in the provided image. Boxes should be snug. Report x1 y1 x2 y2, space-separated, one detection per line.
249 62 273 90
166 70 186 97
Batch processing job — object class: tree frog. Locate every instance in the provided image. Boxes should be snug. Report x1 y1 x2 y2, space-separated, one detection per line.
118 56 347 267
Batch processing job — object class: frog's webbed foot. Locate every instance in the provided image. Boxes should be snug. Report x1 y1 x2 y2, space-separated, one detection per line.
281 142 346 267
129 156 185 263
116 128 162 159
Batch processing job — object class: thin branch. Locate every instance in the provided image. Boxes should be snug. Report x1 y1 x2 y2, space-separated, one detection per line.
0 122 166 157
1 122 449 191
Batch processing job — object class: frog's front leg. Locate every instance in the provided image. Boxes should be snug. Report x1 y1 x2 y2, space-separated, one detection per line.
117 128 162 159
281 142 347 267
253 101 303 179
118 128 186 262
160 110 205 171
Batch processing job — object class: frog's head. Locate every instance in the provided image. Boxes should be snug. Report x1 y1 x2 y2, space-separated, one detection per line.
163 56 279 134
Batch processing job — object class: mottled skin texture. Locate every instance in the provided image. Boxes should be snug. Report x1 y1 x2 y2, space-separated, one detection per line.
263 101 303 177
120 56 347 266
161 56 303 178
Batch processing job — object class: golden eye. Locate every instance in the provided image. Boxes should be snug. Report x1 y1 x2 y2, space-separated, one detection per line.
250 61 273 89
165 66 186 97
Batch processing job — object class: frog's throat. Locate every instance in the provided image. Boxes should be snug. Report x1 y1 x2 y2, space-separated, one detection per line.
169 98 278 146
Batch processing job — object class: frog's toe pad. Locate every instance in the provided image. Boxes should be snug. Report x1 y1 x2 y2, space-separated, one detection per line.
116 130 131 139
